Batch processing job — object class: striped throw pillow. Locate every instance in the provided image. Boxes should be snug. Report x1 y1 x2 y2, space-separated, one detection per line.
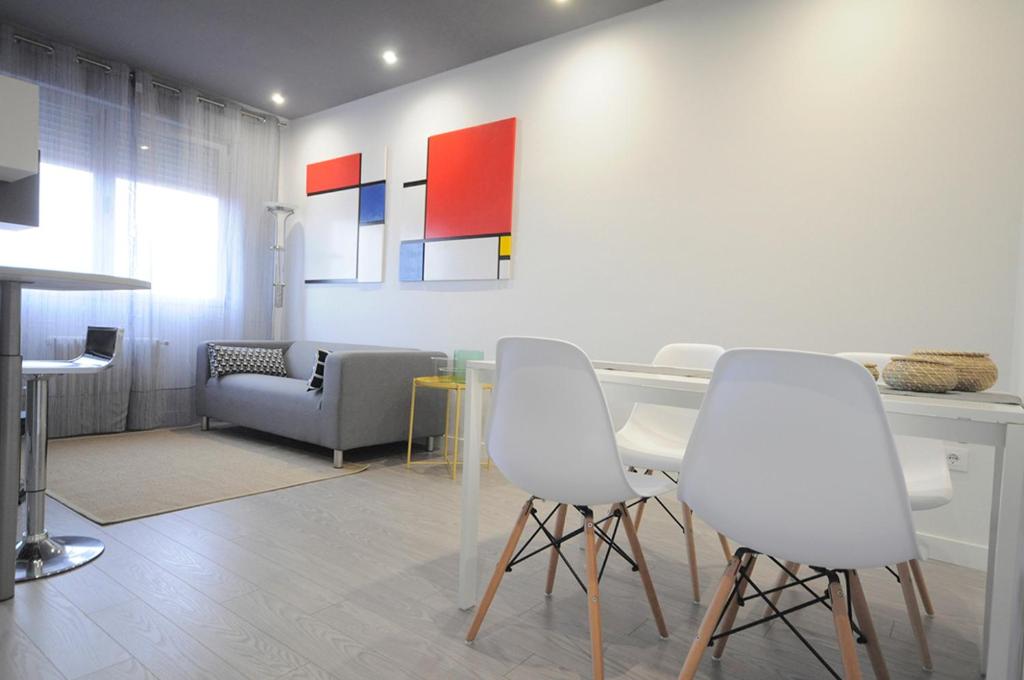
307 348 331 391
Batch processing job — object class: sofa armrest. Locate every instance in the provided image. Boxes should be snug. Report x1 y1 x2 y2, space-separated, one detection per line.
320 350 447 451
195 339 294 416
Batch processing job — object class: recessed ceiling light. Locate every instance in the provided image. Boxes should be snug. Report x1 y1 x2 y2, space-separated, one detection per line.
270 92 285 105
554 0 570 4
382 49 398 66
139 145 150 151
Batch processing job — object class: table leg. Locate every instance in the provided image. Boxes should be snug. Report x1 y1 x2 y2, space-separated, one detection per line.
983 424 1024 677
0 281 21 601
458 365 484 610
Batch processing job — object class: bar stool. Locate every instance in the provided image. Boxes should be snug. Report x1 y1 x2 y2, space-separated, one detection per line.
16 326 123 581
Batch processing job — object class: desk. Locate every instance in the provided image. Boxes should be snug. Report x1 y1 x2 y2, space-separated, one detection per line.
458 359 1024 678
0 266 149 601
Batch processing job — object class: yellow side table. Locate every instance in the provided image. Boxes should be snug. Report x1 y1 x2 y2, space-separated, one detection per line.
406 375 491 480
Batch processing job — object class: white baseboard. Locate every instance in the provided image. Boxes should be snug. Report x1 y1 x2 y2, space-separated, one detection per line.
917 531 988 571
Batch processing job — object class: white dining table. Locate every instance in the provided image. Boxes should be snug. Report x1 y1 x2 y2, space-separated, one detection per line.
0 266 149 601
458 359 1024 678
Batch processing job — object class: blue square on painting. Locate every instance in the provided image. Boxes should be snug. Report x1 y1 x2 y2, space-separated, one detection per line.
400 241 424 281
359 182 385 224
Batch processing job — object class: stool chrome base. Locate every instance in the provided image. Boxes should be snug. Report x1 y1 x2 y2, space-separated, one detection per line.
15 534 104 582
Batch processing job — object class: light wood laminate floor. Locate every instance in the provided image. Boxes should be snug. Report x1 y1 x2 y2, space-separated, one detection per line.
1 427 985 679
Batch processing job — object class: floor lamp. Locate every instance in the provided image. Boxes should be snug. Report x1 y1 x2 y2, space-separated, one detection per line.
266 203 294 341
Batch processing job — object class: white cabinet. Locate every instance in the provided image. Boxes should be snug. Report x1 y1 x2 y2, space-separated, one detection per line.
0 74 39 182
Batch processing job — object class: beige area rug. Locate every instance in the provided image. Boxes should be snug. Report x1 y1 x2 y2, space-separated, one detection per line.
46 427 368 524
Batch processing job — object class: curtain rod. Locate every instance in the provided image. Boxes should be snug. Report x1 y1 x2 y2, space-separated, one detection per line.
74 55 112 73
15 33 110 72
151 80 182 95
196 95 225 109
12 32 286 126
12 34 54 55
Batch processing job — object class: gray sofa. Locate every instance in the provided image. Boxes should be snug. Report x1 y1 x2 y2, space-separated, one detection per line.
195 340 446 466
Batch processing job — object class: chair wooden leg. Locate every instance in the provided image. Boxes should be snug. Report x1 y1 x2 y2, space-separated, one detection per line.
466 498 534 642
545 504 568 596
909 559 935 617
717 532 732 562
763 561 801 618
583 510 605 680
681 502 701 603
615 502 669 638
712 553 758 659
829 576 864 680
678 556 742 680
896 561 933 670
848 570 890 680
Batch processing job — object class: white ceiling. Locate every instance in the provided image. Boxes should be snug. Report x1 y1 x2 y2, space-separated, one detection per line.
0 0 662 118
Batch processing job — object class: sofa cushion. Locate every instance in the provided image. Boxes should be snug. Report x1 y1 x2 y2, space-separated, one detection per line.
208 344 287 378
203 373 323 443
306 348 330 391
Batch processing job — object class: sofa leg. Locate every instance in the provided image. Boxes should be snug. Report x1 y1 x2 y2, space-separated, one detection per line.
200 416 210 431
427 436 438 452
333 449 344 468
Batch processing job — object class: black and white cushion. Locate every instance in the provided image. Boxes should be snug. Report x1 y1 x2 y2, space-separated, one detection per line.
307 348 331 391
207 344 287 378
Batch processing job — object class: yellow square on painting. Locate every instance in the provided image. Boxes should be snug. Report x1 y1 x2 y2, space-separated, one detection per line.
499 235 511 257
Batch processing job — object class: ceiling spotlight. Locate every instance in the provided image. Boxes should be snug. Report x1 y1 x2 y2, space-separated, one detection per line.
382 49 398 66
139 145 150 151
270 92 285 105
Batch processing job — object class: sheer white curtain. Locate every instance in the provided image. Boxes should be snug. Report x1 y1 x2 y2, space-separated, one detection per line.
0 26 280 435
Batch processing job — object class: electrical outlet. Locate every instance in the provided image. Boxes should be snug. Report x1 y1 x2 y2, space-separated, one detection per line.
945 443 970 473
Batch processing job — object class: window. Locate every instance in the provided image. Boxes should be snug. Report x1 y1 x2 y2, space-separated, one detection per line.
0 162 94 272
0 163 221 302
114 178 221 301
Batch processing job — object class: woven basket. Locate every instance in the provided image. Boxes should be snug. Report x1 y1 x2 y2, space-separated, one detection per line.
863 363 879 381
911 350 998 392
882 356 958 393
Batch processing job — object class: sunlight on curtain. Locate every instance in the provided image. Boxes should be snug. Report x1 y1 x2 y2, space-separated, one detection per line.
0 26 280 436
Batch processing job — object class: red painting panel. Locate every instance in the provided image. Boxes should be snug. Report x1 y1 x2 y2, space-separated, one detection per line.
424 118 516 240
306 153 362 195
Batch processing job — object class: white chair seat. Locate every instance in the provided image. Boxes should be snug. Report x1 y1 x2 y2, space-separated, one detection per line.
625 469 676 498
906 467 954 511
896 434 953 512
617 429 685 472
613 343 723 475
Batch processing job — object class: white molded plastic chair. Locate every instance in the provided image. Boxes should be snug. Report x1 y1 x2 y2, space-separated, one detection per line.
614 343 731 602
677 349 920 680
617 343 725 472
760 351 943 670
466 337 674 680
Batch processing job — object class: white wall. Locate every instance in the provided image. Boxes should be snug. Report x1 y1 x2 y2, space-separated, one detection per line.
281 0 1024 568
